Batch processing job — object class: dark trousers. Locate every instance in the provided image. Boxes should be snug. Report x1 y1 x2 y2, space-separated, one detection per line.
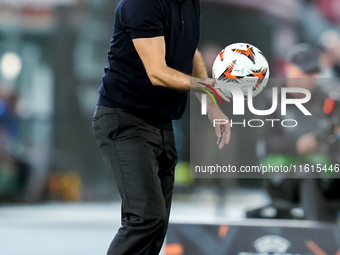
92 105 177 255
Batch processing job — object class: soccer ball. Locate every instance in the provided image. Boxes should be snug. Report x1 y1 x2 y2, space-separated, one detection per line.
212 43 270 98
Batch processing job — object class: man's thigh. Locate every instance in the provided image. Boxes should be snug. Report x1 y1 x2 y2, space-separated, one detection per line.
92 106 173 220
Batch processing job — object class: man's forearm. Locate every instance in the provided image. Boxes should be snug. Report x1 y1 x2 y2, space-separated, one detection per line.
132 37 213 91
150 65 211 91
192 50 220 112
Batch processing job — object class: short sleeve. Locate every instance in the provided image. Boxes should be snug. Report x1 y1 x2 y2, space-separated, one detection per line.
119 0 164 39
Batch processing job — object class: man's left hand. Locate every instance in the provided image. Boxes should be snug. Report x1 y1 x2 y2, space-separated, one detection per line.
207 106 231 149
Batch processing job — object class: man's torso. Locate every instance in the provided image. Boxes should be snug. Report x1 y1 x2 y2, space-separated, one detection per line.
98 0 200 126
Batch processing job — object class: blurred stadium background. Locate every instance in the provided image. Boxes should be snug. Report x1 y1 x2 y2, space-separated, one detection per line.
1 0 340 254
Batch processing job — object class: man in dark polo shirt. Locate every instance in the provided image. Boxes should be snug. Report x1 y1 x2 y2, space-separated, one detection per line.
92 0 230 254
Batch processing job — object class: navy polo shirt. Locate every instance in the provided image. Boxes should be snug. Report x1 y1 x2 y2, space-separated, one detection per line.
97 0 200 129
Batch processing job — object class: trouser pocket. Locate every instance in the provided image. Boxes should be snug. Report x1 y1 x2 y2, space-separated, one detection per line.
92 105 119 142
